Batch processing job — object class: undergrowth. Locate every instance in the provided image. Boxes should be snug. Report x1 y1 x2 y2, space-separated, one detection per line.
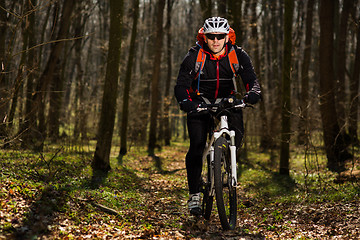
0 141 359 239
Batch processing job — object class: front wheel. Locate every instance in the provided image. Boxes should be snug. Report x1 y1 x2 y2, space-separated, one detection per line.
214 137 237 230
201 155 213 220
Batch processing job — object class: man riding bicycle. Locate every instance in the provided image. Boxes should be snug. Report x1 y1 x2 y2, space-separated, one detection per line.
174 17 261 216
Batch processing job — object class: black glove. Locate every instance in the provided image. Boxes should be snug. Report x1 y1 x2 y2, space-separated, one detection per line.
179 99 197 113
243 92 260 104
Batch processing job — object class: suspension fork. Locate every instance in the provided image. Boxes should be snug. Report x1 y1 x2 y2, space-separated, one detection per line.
209 145 215 196
229 130 237 187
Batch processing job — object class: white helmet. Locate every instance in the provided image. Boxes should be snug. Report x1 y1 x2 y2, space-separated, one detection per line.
203 17 230 34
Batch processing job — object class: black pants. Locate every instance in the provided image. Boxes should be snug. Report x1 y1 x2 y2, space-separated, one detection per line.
186 111 244 194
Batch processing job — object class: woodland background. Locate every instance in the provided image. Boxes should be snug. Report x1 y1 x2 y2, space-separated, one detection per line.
1 0 360 239
0 0 360 173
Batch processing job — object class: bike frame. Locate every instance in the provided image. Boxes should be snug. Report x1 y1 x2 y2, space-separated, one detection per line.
198 97 250 229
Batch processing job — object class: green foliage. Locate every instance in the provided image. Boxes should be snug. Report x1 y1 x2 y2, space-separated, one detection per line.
0 141 359 239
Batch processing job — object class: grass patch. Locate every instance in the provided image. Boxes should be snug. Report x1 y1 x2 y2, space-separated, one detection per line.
1 140 359 239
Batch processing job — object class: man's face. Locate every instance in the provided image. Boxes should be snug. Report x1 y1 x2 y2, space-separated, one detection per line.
204 32 228 55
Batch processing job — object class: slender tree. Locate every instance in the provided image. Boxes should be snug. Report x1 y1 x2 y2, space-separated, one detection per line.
349 18 360 145
0 0 8 139
162 0 174 146
217 0 227 17
0 0 6 73
148 0 166 164
119 0 140 157
335 0 353 139
298 0 315 145
199 0 212 20
279 0 294 175
319 0 352 172
7 1 31 131
21 0 38 144
72 1 91 141
92 0 124 171
268 0 282 150
227 0 243 43
250 0 272 152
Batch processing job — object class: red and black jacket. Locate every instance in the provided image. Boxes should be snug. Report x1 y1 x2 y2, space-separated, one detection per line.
174 41 261 105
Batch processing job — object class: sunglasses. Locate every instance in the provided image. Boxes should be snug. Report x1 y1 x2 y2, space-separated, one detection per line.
205 33 227 40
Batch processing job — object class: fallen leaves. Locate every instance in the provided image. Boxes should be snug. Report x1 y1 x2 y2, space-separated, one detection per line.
1 146 360 239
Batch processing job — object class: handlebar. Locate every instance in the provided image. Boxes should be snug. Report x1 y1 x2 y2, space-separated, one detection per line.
189 97 253 115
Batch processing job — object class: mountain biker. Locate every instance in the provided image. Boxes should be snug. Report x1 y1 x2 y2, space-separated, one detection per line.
174 17 261 216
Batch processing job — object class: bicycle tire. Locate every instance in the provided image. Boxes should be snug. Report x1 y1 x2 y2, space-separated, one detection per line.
214 137 237 230
201 155 213 220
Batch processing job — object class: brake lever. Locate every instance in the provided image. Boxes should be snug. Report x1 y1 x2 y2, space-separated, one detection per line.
234 102 246 109
196 106 208 112
188 105 208 115
234 102 254 109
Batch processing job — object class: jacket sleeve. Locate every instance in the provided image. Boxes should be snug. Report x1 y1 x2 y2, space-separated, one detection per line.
235 47 261 104
174 48 198 103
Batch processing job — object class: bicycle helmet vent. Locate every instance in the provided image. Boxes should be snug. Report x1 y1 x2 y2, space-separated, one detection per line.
203 17 230 34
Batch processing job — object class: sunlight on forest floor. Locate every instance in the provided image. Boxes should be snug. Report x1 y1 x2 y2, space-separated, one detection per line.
0 141 359 239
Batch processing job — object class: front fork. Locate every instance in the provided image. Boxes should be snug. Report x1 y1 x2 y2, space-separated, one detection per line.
229 130 237 187
209 146 215 196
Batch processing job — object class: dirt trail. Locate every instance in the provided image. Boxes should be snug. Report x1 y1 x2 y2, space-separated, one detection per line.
1 144 359 239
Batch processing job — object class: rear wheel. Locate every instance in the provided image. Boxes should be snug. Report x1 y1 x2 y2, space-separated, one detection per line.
214 137 237 230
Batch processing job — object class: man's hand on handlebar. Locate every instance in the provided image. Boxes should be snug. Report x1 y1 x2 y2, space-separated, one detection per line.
188 103 208 115
179 99 197 113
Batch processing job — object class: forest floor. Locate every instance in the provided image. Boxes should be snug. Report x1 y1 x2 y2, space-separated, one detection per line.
0 141 360 239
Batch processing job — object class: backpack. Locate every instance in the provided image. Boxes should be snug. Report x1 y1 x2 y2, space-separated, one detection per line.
194 27 240 94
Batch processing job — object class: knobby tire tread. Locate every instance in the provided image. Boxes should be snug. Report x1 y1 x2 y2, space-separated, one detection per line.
214 137 237 230
202 156 213 220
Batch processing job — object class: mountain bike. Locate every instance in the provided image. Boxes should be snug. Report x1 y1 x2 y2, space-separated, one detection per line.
194 97 250 230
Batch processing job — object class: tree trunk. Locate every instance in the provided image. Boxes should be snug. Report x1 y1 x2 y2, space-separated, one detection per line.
199 0 212 20
250 0 272 151
279 0 294 176
73 2 86 141
7 0 32 132
297 0 315 145
217 0 227 17
0 0 8 138
335 0 353 139
92 0 124 172
148 0 166 164
348 20 360 145
47 60 63 141
162 0 174 146
119 0 139 157
319 0 352 172
0 0 6 72
227 0 243 43
268 0 282 150
21 0 39 145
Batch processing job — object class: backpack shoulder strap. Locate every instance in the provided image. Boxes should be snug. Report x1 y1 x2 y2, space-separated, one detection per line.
194 48 206 95
228 46 240 92
194 47 206 79
228 46 239 75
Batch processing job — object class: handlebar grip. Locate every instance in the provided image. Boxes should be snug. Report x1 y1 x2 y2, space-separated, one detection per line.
188 104 209 114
